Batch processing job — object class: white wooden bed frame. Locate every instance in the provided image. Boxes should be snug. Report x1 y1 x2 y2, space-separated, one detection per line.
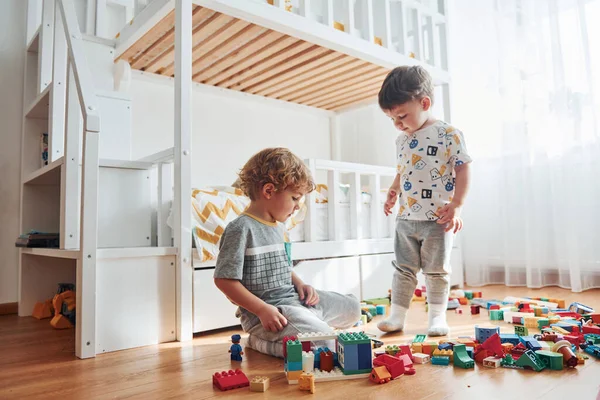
18 0 458 359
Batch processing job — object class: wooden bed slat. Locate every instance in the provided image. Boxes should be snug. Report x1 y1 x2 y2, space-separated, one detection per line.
289 67 387 104
145 12 234 74
327 89 380 111
162 18 252 77
309 78 386 108
271 59 374 100
189 24 267 80
192 30 285 82
130 7 212 70
256 55 356 97
117 9 178 64
234 47 335 92
214 40 313 88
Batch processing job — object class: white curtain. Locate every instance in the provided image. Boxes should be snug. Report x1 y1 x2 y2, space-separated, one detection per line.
448 0 600 292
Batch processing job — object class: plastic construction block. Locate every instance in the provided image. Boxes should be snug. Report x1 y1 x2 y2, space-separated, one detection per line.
514 350 545 372
385 345 400 356
482 357 502 368
537 318 550 330
514 325 528 337
287 370 303 383
320 349 334 372
584 334 600 344
250 376 270 392
519 336 542 351
480 333 504 357
535 350 563 371
470 305 480 315
297 332 339 342
413 334 427 343
364 297 391 306
490 310 504 321
433 348 453 362
370 366 392 384
376 305 387 315
283 336 297 358
298 373 315 394
413 353 431 364
552 340 579 367
582 343 600 359
475 326 501 344
357 342 373 371
453 344 474 369
373 354 405 379
499 334 520 346
32 300 53 320
212 370 249 391
338 332 371 345
431 356 450 366
438 342 453 351
288 367 369 383
568 302 594 315
465 291 474 300
286 339 303 363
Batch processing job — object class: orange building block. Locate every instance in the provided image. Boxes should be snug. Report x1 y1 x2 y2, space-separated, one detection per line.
32 300 53 320
370 366 391 384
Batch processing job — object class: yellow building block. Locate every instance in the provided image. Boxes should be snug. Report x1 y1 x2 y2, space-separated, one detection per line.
334 21 345 31
411 343 423 354
250 376 270 392
433 348 454 362
287 370 303 382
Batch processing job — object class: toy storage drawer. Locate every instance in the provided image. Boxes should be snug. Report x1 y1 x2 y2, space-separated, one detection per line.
193 268 241 333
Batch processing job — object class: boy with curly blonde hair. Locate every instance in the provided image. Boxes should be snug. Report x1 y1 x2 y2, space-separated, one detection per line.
214 148 361 358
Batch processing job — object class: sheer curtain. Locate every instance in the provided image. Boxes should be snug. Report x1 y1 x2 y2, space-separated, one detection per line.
448 0 600 292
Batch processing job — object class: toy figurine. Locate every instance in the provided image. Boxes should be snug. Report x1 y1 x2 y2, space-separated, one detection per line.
230 334 244 361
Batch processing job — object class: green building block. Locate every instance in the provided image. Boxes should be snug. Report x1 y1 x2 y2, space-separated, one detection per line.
490 310 504 320
413 334 426 343
385 345 400 356
453 344 474 369
537 319 550 330
515 350 546 372
514 325 528 336
363 297 390 305
465 291 474 300
338 332 371 345
535 350 563 370
286 339 303 363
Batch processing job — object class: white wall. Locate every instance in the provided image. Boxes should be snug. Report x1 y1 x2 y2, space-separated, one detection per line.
129 73 332 188
0 0 26 304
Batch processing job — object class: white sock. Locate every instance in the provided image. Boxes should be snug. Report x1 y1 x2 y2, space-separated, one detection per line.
377 304 409 333
427 303 449 336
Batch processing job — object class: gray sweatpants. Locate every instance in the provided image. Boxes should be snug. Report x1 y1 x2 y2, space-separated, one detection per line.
391 219 454 308
243 290 361 358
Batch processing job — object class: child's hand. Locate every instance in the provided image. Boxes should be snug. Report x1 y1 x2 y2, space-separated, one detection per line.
384 189 399 216
256 304 288 332
437 203 463 233
297 284 320 306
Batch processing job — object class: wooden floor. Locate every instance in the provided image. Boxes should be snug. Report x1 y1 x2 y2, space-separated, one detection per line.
1 285 599 400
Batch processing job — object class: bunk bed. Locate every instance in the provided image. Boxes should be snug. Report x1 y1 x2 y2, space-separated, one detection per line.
19 0 456 359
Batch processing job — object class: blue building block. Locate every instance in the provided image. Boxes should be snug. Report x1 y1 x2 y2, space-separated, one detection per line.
357 342 373 370
466 346 474 359
314 347 331 369
475 325 501 343
431 356 450 366
339 343 359 371
438 343 453 351
287 361 303 371
519 337 542 352
376 305 386 315
500 334 520 345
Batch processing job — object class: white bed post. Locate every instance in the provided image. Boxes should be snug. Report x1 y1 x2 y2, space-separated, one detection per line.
304 159 318 243
350 172 362 239
49 1 68 162
299 0 310 17
369 174 381 239
327 169 341 241
60 64 82 250
85 0 96 35
174 0 193 342
346 0 355 36
325 0 334 28
95 0 107 38
157 162 174 247
383 0 392 50
39 0 55 93
365 0 374 44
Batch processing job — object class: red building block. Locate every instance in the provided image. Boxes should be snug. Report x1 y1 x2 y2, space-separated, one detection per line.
213 370 250 391
373 354 405 379
320 350 334 372
397 344 414 361
489 304 500 310
583 325 600 335
471 305 480 315
480 333 503 357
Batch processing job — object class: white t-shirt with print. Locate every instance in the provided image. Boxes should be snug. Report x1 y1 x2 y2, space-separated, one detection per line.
396 120 472 221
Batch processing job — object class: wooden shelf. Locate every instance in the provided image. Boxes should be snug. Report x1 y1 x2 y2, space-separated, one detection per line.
27 27 40 53
21 248 80 259
25 83 52 119
23 157 63 185
97 247 178 259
